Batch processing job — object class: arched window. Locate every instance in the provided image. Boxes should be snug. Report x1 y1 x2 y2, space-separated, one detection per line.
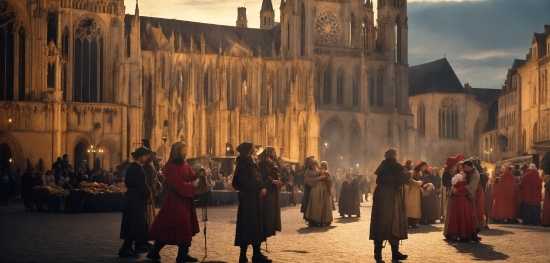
315 63 322 104
73 18 103 102
287 22 290 50
0 2 25 101
203 67 210 102
62 27 69 101
533 122 538 142
301 3 306 57
439 97 458 139
336 68 344 105
376 67 384 106
323 63 332 104
362 18 369 50
368 68 374 107
350 13 356 47
417 102 426 137
352 66 360 107
395 15 402 63
522 129 527 151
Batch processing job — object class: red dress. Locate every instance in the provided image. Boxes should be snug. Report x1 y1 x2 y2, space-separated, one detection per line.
446 180 477 239
519 170 543 205
492 171 519 220
149 160 199 244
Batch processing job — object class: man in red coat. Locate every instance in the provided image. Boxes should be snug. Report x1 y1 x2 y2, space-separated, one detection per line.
518 164 543 225
492 166 519 223
147 141 201 263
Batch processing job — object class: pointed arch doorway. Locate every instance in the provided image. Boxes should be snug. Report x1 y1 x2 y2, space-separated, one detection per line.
0 143 12 172
74 142 89 170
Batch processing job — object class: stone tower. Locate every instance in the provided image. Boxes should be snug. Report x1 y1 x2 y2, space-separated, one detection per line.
260 0 275 29
236 7 248 28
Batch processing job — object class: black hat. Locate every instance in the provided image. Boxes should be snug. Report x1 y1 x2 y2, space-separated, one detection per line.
236 142 254 156
131 146 151 159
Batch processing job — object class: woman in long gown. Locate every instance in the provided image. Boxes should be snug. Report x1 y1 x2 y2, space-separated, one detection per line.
446 174 477 241
304 159 333 226
338 172 360 217
421 167 441 224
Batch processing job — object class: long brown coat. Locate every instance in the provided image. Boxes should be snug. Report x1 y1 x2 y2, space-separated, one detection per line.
258 151 282 238
369 158 411 241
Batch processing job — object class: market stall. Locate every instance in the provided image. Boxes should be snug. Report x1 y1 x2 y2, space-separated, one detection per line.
32 186 69 212
65 182 126 213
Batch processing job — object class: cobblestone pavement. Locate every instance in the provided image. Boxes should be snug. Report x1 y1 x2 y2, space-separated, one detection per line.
1 201 549 263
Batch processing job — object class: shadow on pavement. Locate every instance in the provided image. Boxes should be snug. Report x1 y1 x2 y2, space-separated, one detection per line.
336 217 360 224
296 225 336 234
500 225 550 232
407 224 442 234
281 249 310 254
447 242 509 261
479 228 514 236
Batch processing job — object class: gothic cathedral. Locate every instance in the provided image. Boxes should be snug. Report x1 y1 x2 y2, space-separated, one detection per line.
0 0 413 172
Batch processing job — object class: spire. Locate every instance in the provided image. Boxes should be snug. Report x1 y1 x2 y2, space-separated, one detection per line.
261 0 274 11
135 0 139 17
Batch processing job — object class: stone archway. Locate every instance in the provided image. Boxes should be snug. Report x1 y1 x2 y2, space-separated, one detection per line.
0 131 23 172
320 117 345 172
74 141 89 171
0 143 12 173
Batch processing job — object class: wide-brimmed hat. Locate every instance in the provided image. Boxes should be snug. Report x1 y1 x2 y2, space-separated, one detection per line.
131 146 151 159
444 153 464 169
236 142 254 156
414 160 427 170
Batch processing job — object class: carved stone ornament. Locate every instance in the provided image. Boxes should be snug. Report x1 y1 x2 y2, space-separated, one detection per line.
315 10 340 46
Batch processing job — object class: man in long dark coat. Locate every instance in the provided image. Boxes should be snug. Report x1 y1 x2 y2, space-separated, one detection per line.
233 142 270 263
119 147 152 257
258 146 283 239
369 149 411 263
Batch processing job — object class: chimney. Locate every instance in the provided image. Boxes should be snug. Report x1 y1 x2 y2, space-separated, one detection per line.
464 83 472 93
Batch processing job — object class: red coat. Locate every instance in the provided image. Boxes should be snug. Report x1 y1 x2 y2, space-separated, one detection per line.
492 171 519 220
149 161 199 245
519 170 543 205
542 185 550 227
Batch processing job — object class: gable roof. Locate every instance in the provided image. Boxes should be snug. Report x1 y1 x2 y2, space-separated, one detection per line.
470 88 501 105
125 15 281 57
510 59 526 73
408 58 466 96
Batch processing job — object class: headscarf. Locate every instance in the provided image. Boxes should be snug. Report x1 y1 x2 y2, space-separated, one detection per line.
168 141 187 163
305 156 319 170
258 146 276 162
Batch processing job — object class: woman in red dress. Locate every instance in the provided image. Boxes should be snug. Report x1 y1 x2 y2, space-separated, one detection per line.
446 173 477 241
147 141 201 263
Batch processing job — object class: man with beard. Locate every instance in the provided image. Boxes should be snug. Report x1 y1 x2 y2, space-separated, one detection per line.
118 147 152 258
147 141 201 263
258 147 283 244
370 149 411 263
232 142 270 263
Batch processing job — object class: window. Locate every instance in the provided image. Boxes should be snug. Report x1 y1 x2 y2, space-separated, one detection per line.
73 18 103 102
336 68 344 105
47 63 55 88
287 22 290 50
362 19 369 50
323 63 332 104
47 12 57 44
417 102 426 137
315 64 322 104
439 97 458 139
352 66 360 107
203 68 211 102
368 69 374 106
0 2 25 101
350 13 356 47
394 16 402 63
376 67 384 106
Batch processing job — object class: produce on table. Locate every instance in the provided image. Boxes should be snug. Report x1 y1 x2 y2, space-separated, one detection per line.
78 182 126 194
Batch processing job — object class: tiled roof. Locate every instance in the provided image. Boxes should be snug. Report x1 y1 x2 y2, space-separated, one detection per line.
408 58 466 96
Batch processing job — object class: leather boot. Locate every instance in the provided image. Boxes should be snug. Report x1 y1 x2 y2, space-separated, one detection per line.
176 243 198 263
146 241 165 263
391 244 408 261
239 245 249 263
252 243 272 263
374 241 384 263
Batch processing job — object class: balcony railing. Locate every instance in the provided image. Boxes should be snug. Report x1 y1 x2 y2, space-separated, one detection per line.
314 46 364 58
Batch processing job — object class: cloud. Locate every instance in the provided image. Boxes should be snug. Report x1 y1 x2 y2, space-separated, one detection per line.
458 48 524 60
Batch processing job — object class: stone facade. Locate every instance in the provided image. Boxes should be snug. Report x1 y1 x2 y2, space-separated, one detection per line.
0 0 413 172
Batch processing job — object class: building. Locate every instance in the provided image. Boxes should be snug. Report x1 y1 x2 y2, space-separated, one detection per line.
0 0 413 173
517 25 550 166
408 58 499 166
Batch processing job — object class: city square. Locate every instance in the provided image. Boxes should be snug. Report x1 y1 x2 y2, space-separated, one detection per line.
1 202 550 263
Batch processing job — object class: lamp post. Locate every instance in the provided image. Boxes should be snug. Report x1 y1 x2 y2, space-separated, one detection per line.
340 156 343 170
323 143 328 161
98 149 104 170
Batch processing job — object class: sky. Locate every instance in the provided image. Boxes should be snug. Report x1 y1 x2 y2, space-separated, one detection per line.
124 0 550 89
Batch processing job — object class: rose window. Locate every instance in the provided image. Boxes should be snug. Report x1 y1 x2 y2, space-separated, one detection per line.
315 11 340 46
